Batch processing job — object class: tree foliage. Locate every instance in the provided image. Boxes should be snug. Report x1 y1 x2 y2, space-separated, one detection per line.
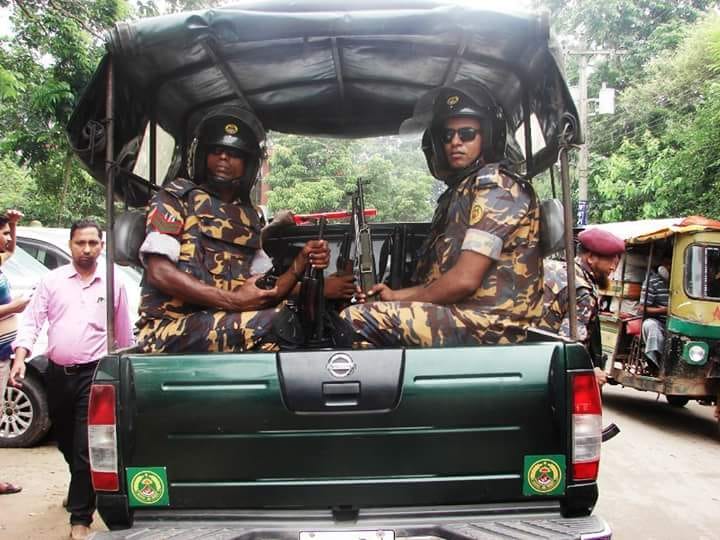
0 0 127 224
589 14 720 221
3 0 720 228
266 134 437 222
536 0 712 90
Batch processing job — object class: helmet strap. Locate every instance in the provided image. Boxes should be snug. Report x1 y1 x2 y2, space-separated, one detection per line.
203 174 253 203
442 157 484 187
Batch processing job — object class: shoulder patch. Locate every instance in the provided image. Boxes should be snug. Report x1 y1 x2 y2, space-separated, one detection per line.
147 207 183 235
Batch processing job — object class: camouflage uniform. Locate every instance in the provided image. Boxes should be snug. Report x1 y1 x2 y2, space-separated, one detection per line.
341 164 543 347
136 178 280 353
538 257 599 354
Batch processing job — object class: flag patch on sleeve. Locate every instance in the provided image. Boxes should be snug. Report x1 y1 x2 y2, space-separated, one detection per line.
147 207 183 236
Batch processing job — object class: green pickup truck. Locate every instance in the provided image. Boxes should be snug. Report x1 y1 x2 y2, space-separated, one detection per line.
67 2 612 538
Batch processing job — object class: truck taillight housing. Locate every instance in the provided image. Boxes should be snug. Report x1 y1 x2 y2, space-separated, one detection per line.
88 384 119 492
571 373 602 482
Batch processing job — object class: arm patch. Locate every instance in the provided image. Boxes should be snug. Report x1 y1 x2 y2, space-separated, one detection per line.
147 207 183 236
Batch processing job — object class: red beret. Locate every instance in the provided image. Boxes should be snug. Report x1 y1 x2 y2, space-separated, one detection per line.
578 228 625 256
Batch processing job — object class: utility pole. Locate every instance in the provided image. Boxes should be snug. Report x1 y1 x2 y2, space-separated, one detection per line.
577 53 589 226
567 49 620 225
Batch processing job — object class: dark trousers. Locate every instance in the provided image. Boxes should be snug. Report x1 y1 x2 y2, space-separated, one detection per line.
46 361 97 526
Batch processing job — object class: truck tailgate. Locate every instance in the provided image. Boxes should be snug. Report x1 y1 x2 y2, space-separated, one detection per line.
116 343 568 510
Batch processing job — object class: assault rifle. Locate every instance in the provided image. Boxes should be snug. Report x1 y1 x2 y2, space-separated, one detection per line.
298 216 327 343
352 178 377 296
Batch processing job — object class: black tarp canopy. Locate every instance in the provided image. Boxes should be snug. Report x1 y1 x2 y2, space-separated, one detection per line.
67 0 581 206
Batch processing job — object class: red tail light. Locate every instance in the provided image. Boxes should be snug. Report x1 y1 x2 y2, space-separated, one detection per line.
88 384 119 491
571 373 602 482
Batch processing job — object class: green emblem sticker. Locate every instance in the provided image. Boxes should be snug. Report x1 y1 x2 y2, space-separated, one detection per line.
523 455 566 496
126 467 169 507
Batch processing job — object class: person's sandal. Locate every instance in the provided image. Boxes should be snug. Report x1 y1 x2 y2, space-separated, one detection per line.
0 481 22 495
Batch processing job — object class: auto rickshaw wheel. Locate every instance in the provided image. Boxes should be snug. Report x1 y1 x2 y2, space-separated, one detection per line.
665 395 689 408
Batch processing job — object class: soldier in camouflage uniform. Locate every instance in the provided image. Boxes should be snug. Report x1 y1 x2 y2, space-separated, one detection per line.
136 106 329 353
340 81 543 347
538 228 625 384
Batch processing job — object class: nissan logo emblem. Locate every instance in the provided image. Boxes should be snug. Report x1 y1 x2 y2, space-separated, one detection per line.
327 353 356 378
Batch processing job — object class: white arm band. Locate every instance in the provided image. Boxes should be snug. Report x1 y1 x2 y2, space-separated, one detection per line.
461 229 503 261
139 231 181 266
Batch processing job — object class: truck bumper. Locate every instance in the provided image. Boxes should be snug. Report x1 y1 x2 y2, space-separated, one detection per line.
89 504 611 539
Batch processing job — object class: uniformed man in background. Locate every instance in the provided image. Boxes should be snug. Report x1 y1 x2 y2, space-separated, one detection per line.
538 228 625 385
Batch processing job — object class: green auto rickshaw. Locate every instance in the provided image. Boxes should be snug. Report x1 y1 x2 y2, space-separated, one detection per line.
595 216 720 432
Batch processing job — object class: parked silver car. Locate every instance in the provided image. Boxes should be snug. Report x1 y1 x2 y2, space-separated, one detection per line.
0 246 51 447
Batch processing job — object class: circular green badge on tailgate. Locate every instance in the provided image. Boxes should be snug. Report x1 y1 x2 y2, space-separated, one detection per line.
527 458 563 494
130 470 166 505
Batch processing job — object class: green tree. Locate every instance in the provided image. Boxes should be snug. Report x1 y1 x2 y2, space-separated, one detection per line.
266 134 437 222
536 0 713 90
531 0 719 222
591 14 720 220
0 0 128 223
0 156 34 211
0 0 219 224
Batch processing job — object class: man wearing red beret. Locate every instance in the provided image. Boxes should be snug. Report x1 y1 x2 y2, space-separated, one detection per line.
538 228 625 385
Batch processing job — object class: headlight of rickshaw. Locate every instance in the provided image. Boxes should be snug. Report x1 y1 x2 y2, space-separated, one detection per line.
682 342 709 366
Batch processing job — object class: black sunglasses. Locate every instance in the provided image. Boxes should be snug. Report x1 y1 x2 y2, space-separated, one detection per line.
209 145 246 159
440 127 481 144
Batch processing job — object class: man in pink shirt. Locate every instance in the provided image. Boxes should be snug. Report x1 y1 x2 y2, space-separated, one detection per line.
10 219 133 540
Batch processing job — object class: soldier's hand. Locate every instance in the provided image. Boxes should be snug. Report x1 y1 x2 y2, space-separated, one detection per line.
298 240 330 270
366 283 395 301
229 275 280 311
593 367 607 387
324 274 357 300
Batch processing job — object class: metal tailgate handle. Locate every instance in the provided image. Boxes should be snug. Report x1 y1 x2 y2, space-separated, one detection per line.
278 349 403 413
323 382 360 407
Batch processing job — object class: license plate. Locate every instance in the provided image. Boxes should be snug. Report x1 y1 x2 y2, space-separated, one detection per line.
300 531 395 540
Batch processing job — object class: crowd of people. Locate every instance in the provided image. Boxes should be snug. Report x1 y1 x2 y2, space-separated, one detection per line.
1 80 638 539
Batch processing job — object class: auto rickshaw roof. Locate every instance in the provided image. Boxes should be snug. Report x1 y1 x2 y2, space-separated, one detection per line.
588 216 720 245
67 0 581 201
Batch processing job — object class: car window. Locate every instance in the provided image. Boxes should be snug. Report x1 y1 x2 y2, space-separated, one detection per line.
1 246 50 296
16 239 68 270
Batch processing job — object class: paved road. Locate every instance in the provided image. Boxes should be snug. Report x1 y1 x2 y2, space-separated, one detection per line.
596 384 720 539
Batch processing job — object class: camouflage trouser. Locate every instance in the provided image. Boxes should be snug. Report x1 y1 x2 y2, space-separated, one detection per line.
136 307 283 353
340 301 525 347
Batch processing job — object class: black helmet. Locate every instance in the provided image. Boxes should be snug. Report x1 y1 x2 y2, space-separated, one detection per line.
189 106 267 202
403 81 507 183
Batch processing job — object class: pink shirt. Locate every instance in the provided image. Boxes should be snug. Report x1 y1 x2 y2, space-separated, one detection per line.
13 263 134 366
